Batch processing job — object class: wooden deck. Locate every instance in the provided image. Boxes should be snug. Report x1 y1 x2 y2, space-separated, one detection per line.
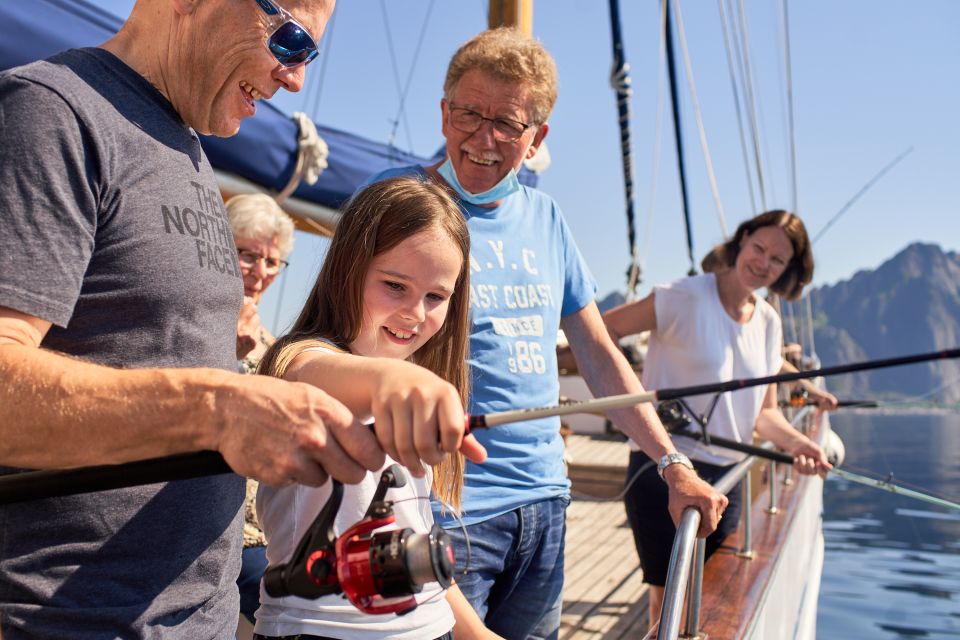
561 433 651 639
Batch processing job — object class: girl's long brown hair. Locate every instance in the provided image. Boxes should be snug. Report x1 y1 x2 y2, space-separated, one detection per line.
257 176 471 509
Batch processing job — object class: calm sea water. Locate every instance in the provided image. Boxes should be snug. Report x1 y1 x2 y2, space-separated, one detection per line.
817 412 960 638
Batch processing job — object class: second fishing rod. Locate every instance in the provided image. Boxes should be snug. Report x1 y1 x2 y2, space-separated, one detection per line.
2 347 959 504
468 347 960 430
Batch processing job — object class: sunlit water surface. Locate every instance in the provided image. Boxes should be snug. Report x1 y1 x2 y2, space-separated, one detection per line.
817 412 960 638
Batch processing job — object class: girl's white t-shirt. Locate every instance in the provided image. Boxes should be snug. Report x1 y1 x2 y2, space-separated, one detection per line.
254 347 455 639
635 273 784 466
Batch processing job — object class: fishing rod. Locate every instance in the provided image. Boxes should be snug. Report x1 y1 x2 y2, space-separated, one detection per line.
0 451 231 505
672 429 960 511
829 468 960 511
2 348 958 504
467 347 960 430
779 398 879 409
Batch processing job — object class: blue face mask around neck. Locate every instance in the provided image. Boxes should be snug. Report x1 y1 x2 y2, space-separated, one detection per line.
436 157 520 206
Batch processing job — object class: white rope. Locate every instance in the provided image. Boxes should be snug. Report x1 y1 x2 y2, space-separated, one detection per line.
734 0 769 211
635 0 669 302
716 0 758 216
275 112 329 204
670 0 729 238
778 0 799 214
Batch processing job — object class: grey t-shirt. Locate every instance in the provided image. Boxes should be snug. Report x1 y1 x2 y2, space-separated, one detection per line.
0 49 245 639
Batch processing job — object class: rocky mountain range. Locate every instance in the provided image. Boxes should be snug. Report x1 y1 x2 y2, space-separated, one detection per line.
809 242 960 404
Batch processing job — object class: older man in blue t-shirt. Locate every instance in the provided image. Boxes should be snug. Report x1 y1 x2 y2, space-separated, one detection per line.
366 28 728 640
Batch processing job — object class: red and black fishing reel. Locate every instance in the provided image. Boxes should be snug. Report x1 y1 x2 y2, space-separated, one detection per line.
263 464 456 615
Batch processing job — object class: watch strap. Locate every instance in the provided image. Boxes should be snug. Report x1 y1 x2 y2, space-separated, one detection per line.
657 452 694 479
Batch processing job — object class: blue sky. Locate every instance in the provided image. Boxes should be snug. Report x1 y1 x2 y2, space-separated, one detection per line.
95 0 960 333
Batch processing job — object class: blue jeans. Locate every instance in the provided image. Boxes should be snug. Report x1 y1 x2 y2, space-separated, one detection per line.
238 545 268 623
446 495 570 640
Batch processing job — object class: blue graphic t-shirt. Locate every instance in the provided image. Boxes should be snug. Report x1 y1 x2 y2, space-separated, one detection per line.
366 167 597 525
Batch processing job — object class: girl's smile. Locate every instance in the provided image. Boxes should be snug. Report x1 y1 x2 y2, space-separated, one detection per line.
350 226 463 360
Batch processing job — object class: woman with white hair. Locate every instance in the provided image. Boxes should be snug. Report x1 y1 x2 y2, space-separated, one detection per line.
225 192 295 626
227 193 296 374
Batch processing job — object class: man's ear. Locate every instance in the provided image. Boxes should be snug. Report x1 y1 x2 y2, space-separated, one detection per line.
526 122 549 160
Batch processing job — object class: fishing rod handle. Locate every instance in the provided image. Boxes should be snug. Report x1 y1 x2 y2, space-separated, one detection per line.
0 451 232 505
470 389 658 430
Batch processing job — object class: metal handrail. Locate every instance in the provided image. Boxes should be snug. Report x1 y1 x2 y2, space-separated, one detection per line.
657 450 760 639
655 406 814 639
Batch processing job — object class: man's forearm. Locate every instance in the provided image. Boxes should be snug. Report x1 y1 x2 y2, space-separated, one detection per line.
563 306 677 460
0 344 226 469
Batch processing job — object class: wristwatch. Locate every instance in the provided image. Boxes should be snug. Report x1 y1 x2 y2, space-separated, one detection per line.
657 452 694 479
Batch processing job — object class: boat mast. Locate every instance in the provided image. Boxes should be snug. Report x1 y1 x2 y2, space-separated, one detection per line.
488 0 533 33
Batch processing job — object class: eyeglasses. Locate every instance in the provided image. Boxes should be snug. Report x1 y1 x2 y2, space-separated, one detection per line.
237 248 289 274
447 104 533 142
253 0 320 68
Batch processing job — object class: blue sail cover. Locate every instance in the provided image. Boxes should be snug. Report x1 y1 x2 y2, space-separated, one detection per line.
0 0 537 211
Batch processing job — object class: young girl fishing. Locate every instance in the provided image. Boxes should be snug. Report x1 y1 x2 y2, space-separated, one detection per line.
252 177 500 640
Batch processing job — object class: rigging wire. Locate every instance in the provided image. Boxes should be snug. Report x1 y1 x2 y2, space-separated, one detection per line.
271 268 291 334
662 0 697 275
277 5 339 333
732 0 769 211
306 4 338 123
637 0 670 295
716 0 758 216
812 147 914 244
379 0 414 153
379 0 437 155
670 0 728 238
775 0 805 350
805 146 913 359
779 0 799 214
781 299 800 347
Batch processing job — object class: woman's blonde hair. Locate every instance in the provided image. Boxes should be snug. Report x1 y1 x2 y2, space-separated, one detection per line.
257 177 471 508
700 209 814 301
444 27 558 125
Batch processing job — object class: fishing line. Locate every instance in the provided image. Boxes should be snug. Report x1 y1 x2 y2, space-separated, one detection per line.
569 460 655 502
387 494 471 608
873 375 960 407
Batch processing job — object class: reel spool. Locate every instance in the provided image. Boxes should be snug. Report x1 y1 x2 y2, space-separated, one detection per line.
264 464 455 615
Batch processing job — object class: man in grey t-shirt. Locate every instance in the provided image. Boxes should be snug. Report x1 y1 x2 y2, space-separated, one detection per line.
0 1 468 638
